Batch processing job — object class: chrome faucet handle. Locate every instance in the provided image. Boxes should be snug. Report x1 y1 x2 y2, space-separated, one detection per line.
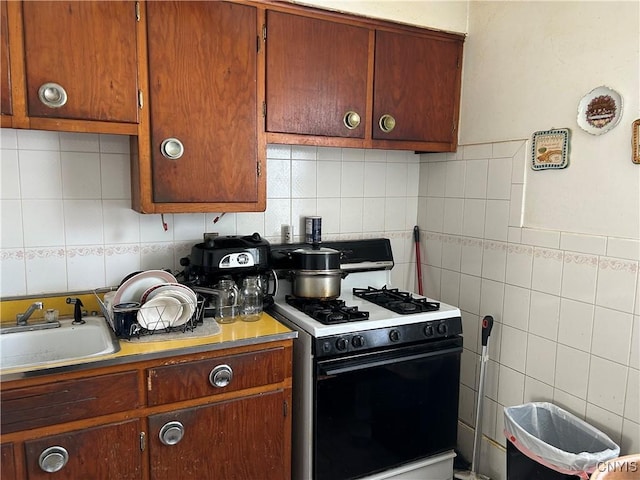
16 301 44 326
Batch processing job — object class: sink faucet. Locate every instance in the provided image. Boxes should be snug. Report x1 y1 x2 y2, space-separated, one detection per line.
16 302 43 326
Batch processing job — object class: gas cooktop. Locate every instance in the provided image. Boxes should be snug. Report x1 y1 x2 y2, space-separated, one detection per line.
285 295 369 325
352 286 440 314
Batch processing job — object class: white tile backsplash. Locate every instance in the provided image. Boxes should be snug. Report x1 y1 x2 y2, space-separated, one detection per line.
464 159 488 199
587 356 628 415
1 199 23 248
555 345 590 398
596 257 638 313
591 307 633 365
1 148 20 199
487 157 512 200
558 298 594 352
561 252 598 303
525 333 557 386
420 138 640 456
22 199 65 247
316 160 341 198
19 149 63 199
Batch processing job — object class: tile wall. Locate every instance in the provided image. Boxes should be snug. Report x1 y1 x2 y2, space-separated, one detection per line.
419 141 640 479
0 128 421 298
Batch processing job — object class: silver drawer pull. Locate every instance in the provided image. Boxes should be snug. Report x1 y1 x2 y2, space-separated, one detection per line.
39 446 69 473
159 421 185 446
160 138 184 160
209 364 233 388
38 82 68 108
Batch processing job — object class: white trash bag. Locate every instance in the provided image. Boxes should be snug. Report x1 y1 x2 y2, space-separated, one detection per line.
504 402 620 479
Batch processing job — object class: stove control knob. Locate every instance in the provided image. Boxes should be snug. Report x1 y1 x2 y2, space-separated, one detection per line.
389 329 401 342
351 335 365 348
437 323 448 335
321 341 332 354
335 337 349 351
424 325 434 337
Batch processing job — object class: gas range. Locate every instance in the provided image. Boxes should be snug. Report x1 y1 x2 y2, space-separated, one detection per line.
269 238 463 480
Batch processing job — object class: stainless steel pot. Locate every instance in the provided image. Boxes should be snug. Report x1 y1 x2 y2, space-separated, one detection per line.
291 269 342 299
289 247 343 299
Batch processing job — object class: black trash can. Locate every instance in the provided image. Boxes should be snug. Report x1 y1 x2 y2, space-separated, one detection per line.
507 439 580 479
504 402 620 480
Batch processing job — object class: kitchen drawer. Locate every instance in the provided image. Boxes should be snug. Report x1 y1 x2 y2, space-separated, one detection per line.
1 370 140 434
147 347 286 406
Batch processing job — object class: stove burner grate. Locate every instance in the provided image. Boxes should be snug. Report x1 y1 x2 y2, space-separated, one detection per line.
353 286 440 314
285 295 369 324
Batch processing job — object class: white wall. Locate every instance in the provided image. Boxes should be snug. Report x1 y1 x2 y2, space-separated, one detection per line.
460 1 640 239
292 0 468 33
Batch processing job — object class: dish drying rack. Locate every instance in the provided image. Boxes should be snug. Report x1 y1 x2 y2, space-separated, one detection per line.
94 288 205 339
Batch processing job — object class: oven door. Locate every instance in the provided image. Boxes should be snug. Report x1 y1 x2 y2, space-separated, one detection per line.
314 337 462 480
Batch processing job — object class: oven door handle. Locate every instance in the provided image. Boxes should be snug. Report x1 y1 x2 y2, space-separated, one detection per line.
318 345 462 376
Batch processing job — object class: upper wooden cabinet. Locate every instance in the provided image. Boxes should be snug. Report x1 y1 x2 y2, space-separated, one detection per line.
22 1 139 124
265 10 370 140
264 7 464 152
1 0 139 133
372 29 462 147
132 0 265 213
1 1 11 121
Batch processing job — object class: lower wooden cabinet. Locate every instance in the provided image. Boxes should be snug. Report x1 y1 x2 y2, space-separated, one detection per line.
24 420 141 479
0 339 293 480
149 390 289 479
1 443 16 479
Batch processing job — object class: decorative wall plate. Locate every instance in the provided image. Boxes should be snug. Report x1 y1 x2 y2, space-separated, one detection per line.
531 128 570 170
577 86 623 135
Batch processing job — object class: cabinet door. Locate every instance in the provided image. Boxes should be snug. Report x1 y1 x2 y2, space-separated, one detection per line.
1 0 11 117
24 419 141 479
22 1 138 123
149 390 288 480
1 443 16 480
266 11 369 139
147 1 259 204
373 30 462 144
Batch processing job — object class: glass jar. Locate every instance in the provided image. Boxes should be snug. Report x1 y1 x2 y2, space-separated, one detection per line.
239 276 263 322
214 278 239 324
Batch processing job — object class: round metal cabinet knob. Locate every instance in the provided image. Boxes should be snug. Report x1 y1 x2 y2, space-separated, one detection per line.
38 82 68 108
343 111 361 130
159 421 185 446
378 114 396 133
209 364 233 388
38 446 69 473
160 138 185 160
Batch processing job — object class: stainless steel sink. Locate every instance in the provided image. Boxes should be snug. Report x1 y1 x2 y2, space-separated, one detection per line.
0 316 120 370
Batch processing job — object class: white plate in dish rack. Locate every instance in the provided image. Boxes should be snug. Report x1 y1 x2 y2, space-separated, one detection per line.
113 270 177 305
150 288 196 327
137 295 183 330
